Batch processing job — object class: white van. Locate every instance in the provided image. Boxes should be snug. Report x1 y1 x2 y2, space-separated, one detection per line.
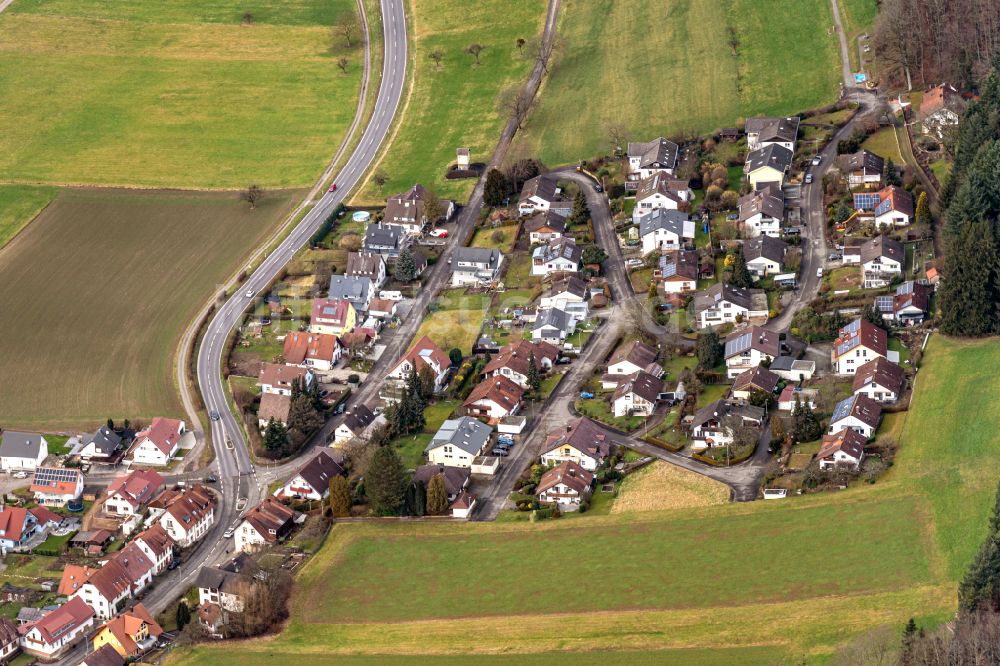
379 290 403 301
816 267 824 278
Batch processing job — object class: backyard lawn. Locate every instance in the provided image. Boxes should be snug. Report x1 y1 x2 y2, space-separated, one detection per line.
470 226 518 252
861 126 904 164
0 0 363 188
413 290 491 354
525 0 842 165
611 461 730 513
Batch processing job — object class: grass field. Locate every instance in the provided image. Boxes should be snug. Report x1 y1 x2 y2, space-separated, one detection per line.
171 336 1000 662
611 461 731 513
524 0 842 166
0 185 56 250
354 0 547 203
0 188 303 429
412 289 491 353
0 0 362 188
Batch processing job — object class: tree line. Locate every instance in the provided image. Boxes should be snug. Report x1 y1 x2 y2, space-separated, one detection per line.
936 59 1000 337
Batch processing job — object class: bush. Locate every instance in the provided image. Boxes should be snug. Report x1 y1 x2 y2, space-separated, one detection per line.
347 374 360 384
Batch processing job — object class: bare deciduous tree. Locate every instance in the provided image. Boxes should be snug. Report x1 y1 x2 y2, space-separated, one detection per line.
428 49 444 69
336 14 358 48
465 43 484 65
371 170 388 193
337 56 349 74
605 121 628 157
496 84 534 131
241 184 263 209
532 33 563 74
515 37 526 54
242 12 253 25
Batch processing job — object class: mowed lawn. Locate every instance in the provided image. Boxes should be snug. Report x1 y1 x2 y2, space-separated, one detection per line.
526 0 842 165
354 0 547 204
412 289 490 353
0 184 56 249
0 188 303 429
0 0 362 188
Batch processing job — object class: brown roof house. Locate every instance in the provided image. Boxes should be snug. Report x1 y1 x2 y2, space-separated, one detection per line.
731 366 780 401
383 335 453 402
540 418 613 471
831 319 888 375
536 461 594 510
234 498 299 553
828 394 882 438
384 184 454 235
611 370 664 417
152 484 216 548
482 340 560 389
464 375 525 422
258 362 313 397
852 356 905 404
603 340 661 388
817 429 867 471
273 449 345 502
282 332 343 372
920 82 965 139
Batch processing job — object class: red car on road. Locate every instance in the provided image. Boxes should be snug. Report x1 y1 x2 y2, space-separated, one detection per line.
328 184 337 192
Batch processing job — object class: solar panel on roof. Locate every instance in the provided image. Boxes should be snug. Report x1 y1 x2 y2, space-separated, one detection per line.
33 467 79 486
875 296 894 313
854 192 880 210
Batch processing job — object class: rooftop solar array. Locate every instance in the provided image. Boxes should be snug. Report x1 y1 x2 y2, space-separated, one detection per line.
853 192 881 211
32 467 80 487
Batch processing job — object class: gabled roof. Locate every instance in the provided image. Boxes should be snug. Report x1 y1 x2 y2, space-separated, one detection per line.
154 485 216 531
242 498 297 543
311 298 353 325
612 370 664 403
852 357 905 395
464 375 525 412
920 82 963 116
81 427 122 456
746 144 793 173
82 644 126 666
346 251 386 278
657 250 699 281
133 524 174 559
691 400 765 429
105 470 164 509
874 185 914 218
364 223 402 249
453 246 502 269
738 187 784 222
384 184 428 226
627 137 680 170
0 616 15 647
609 340 659 371
702 282 757 312
743 235 788 265
842 150 885 175
283 332 340 365
639 208 692 239
533 307 573 333
0 431 46 459
29 467 82 497
258 362 308 389
732 366 780 394
0 506 33 543
745 116 800 143
59 557 132 602
390 335 452 377
544 275 588 300
519 175 559 204
257 393 291 425
635 172 689 202
524 210 567 234
482 340 560 377
290 449 345 495
328 275 372 304
830 394 882 429
27 597 94 647
894 280 930 314
832 319 887 358
113 541 155 585
532 237 581 265
133 418 183 457
542 418 611 461
95 603 162 657
342 404 377 434
412 464 470 496
536 460 594 496
427 417 492 456
818 429 867 462
29 505 63 527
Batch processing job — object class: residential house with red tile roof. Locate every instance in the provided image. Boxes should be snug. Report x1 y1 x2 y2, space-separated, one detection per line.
817 429 867 471
0 505 39 551
258 362 312 397
612 370 664 417
482 340 559 389
234 498 298 553
920 82 965 139
19 597 95 659
103 470 164 517
79 643 125 666
828 394 882 438
0 616 19 663
282 332 343 372
132 524 174 575
128 418 185 467
383 335 452 402
151 485 216 548
605 340 661 386
91 603 162 659
852 357 906 403
873 185 914 228
463 375 524 421
59 557 136 620
831 319 888 375
309 298 356 336
29 467 84 507
731 366 780 401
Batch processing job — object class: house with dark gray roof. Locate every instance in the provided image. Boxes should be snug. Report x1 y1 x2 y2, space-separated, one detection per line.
724 325 779 377
531 237 581 276
328 275 373 313
0 432 48 472
626 137 680 186
532 307 577 346
518 176 571 216
363 223 404 257
745 116 800 151
693 283 768 329
639 209 694 255
743 235 788 277
412 464 471 500
738 185 784 237
841 150 885 187
632 172 693 221
450 247 504 287
425 417 492 468
690 400 765 449
745 144 793 188
78 427 122 462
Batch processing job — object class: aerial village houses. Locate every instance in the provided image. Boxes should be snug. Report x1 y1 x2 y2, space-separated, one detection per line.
531 307 577 346
689 400 765 449
464 375 525 421
90 604 163 660
876 280 930 324
743 235 788 277
540 418 612 471
151 484 216 548
920 82 965 139
654 250 698 293
80 644 125 666
632 172 693 221
104 469 164 519
0 617 17 663
828 394 882 438
611 370 664 417
744 144 793 189
18 597 95 660
283 331 343 372
817 429 867 471
539 276 588 310
383 183 454 236
234 498 298 553
694 283 769 329
257 393 292 429
29 467 84 506
412 464 471 503
524 210 567 244
518 175 572 216
0 431 48 472
778 385 819 412
273 449 345 501
831 319 888 375
424 417 492 468
309 298 356 336
738 184 784 237
603 340 662 388
639 209 695 255
745 116 800 152
860 235 904 288
536 461 594 509
258 362 312 396
128 417 185 467
450 247 504 286
59 555 145 620
345 251 387 288
852 356 905 403
481 340 560 388
328 274 373 314
769 356 816 382
197 556 249 614
0 505 39 551
132 524 175 575
731 366 780 402
332 404 380 445
531 237 582 276
78 426 123 463
383 335 453 401
873 185 914 227
626 137 679 188
841 150 885 188
363 223 404 257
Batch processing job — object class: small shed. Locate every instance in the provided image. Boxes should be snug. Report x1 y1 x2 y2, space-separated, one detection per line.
456 147 471 169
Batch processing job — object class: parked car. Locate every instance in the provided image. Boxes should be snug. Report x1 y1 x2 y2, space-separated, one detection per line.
12 471 28 479
579 391 595 399
205 474 218 483
223 528 234 538
804 173 814 184
429 228 448 238
816 267 824 278
625 259 643 268
167 559 180 571
497 435 514 446
828 252 842 261
491 447 510 456
811 155 822 166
